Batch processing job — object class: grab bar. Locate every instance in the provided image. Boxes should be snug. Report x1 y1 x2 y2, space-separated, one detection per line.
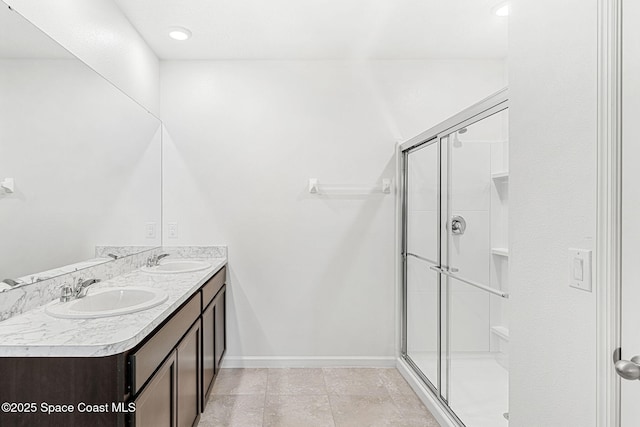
429 266 509 299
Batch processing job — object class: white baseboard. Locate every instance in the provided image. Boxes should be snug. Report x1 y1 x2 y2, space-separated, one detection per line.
220 356 397 368
396 358 459 427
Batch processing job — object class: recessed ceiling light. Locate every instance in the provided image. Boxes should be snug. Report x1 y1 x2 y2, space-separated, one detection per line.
168 27 192 41
492 2 509 17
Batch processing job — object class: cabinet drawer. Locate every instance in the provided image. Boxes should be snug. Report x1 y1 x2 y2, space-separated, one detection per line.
202 266 226 309
131 293 201 395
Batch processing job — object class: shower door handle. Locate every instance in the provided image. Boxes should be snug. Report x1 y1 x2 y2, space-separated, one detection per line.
615 355 640 380
451 215 466 235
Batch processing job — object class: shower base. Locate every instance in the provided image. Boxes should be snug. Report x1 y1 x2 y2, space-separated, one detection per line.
409 352 509 427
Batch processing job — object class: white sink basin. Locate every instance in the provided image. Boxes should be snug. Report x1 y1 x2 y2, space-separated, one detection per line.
46 287 169 319
141 260 211 274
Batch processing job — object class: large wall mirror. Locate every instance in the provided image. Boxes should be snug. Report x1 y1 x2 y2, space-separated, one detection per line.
0 5 162 291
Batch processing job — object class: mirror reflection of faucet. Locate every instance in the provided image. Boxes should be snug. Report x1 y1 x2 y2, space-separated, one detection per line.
0 278 22 291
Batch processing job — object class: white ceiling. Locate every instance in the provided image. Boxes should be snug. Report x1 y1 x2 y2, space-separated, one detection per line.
113 0 508 60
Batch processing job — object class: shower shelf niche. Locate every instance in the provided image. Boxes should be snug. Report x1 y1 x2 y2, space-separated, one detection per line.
491 248 509 257
490 325 510 341
491 171 509 181
490 139 509 368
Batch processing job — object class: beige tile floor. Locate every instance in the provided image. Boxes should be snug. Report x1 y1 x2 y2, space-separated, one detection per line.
198 368 441 427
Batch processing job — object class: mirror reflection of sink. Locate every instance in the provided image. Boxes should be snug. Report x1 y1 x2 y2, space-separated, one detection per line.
45 287 168 319
141 260 211 274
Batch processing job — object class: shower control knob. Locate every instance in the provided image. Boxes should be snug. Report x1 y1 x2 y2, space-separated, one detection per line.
614 356 640 380
451 215 467 235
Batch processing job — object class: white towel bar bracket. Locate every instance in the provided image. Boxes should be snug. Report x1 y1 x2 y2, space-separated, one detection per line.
308 178 391 195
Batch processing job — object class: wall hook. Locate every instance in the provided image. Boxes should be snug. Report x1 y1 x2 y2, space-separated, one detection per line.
308 178 319 194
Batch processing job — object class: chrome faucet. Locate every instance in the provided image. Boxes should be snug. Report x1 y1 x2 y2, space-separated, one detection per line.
146 254 170 267
74 278 101 299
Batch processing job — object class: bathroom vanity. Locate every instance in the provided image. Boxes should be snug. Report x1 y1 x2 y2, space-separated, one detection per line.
0 259 227 427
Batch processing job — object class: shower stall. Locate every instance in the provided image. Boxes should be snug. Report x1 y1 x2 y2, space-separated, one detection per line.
400 90 509 427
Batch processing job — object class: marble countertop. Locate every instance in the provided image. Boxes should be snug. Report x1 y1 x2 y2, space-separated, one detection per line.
0 257 227 357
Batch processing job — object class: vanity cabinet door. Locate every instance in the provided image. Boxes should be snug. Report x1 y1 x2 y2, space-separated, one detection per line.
214 285 226 372
130 293 201 394
177 321 201 427
134 351 177 427
202 300 215 406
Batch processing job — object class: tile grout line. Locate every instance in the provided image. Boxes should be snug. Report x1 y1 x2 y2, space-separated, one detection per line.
385 368 418 423
323 368 339 427
262 368 269 427
387 368 442 426
379 368 403 419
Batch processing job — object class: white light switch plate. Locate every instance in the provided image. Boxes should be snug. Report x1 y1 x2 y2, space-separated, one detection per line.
168 222 178 239
568 248 592 292
145 222 156 239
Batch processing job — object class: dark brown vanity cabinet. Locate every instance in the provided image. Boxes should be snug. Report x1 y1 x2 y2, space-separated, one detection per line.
201 266 227 406
176 321 201 427
214 287 226 372
0 265 227 427
129 286 202 427
134 320 202 427
134 351 177 427
202 299 216 400
130 266 226 427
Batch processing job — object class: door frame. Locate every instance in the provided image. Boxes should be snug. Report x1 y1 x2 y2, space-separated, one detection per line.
596 0 622 426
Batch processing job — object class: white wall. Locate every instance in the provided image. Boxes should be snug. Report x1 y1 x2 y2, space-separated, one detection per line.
2 0 160 115
161 59 506 363
508 0 597 425
0 59 161 280
365 60 507 141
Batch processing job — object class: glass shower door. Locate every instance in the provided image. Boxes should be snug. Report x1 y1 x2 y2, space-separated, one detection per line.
404 140 441 390
443 110 510 427
402 90 509 427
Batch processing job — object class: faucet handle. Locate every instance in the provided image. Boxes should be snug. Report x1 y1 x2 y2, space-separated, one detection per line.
60 284 74 302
